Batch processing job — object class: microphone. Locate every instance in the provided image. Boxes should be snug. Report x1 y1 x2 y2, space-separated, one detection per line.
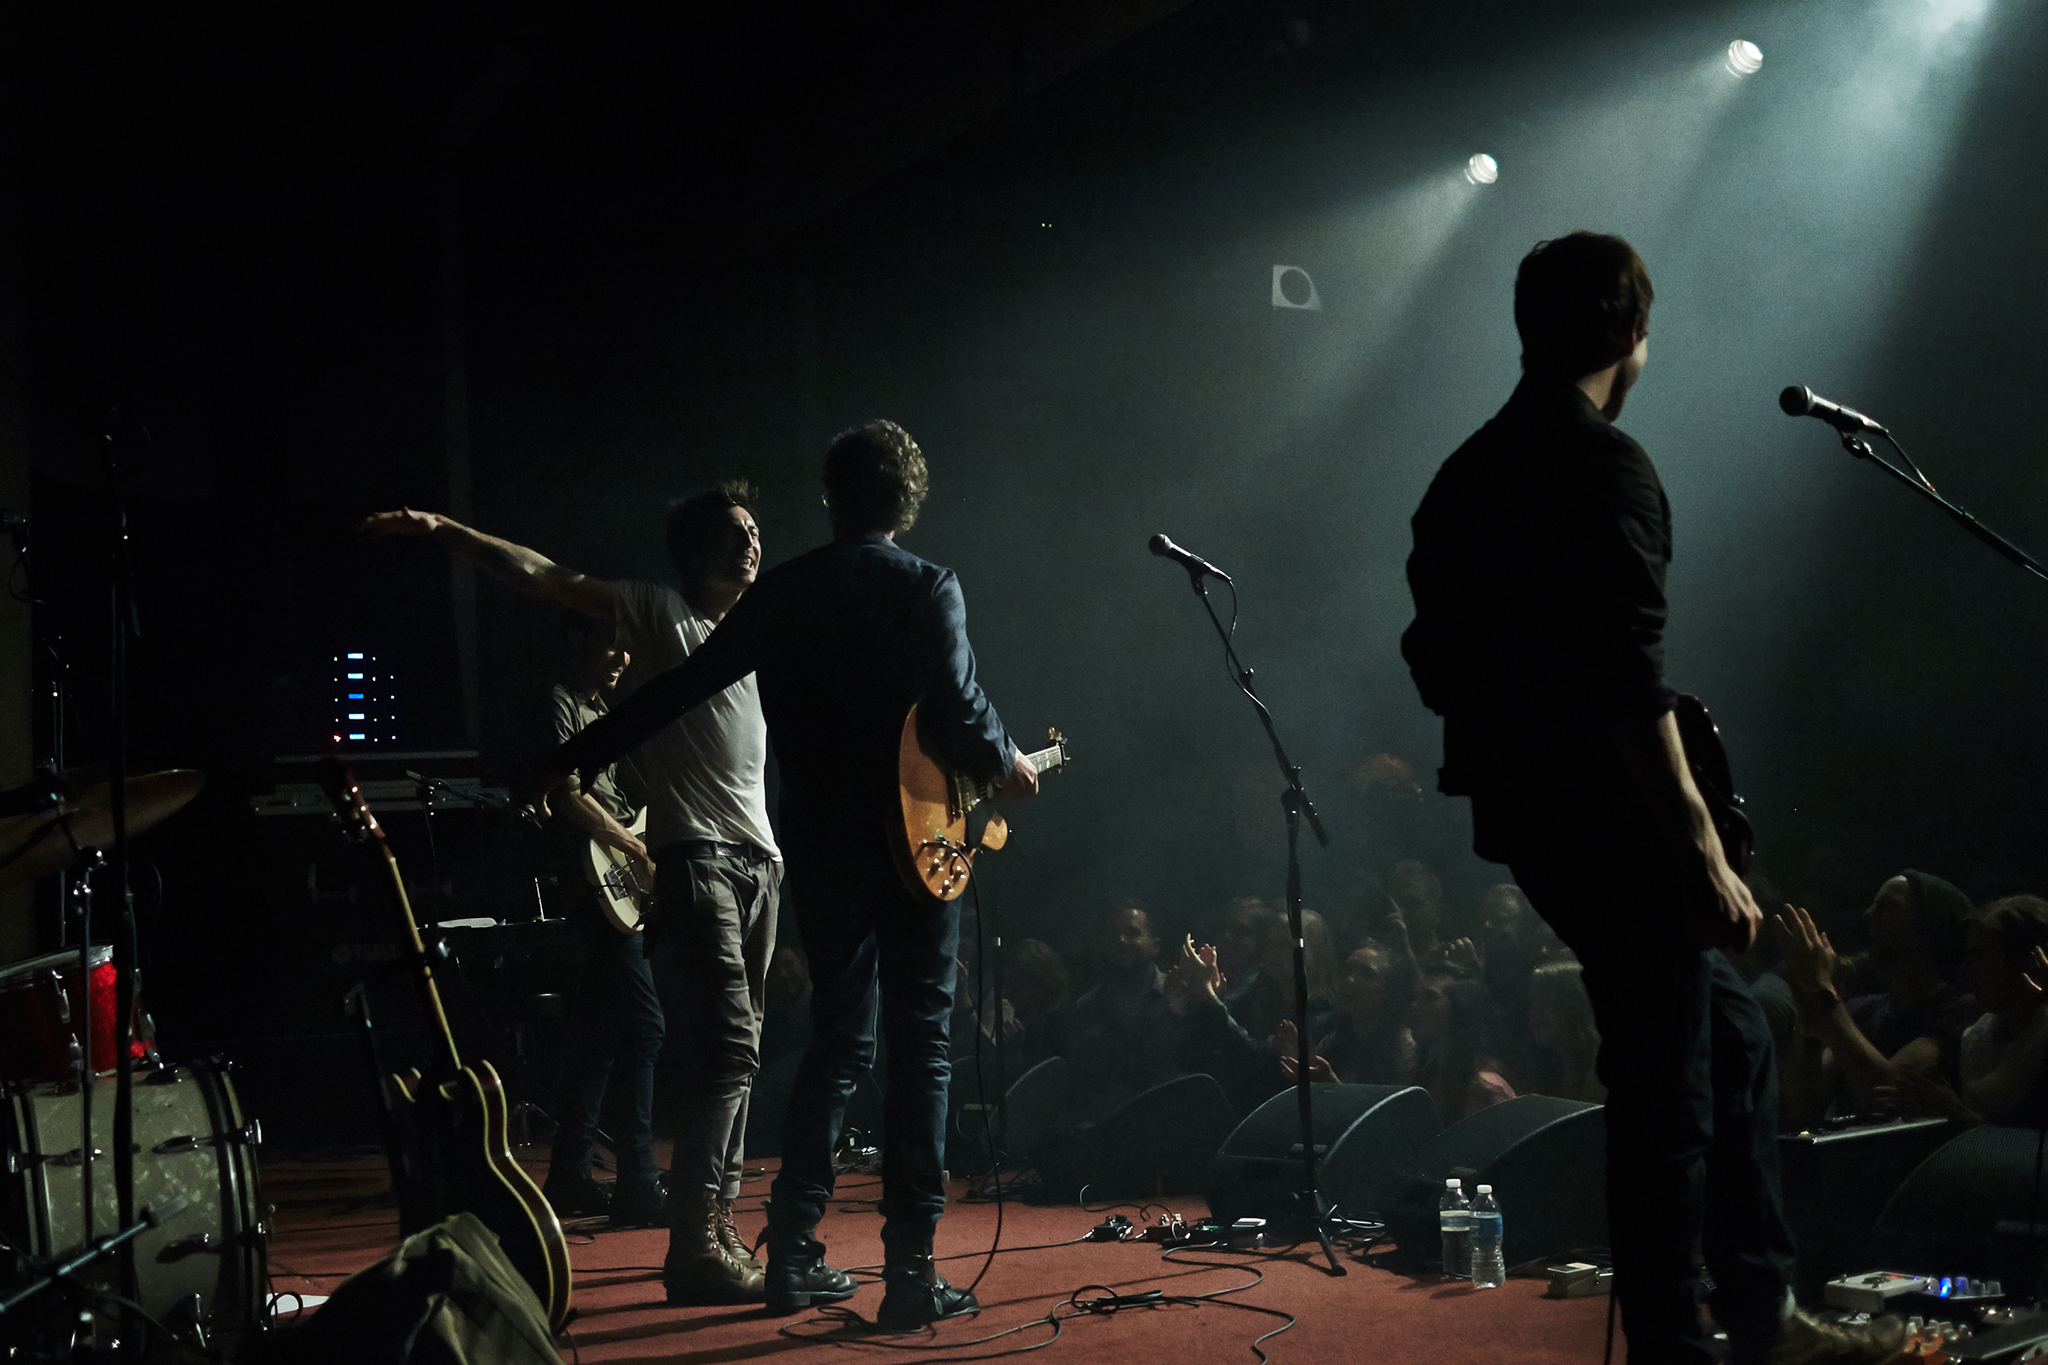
1149 533 1232 583
1779 385 1886 434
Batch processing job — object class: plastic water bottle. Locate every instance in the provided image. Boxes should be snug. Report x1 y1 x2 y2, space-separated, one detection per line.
1470 1184 1505 1288
1437 1178 1470 1277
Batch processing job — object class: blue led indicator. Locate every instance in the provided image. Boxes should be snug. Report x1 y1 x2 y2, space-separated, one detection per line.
347 672 364 679
348 733 367 741
347 652 365 659
348 693 364 700
348 713 365 720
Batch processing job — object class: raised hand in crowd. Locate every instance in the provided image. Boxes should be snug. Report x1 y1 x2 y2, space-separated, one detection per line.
1442 936 1484 979
1275 1018 1339 1084
1164 935 1224 1016
1774 904 1841 1021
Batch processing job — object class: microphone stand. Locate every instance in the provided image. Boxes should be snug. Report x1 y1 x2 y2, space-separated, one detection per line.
1831 428 2048 586
1175 567 1345 1277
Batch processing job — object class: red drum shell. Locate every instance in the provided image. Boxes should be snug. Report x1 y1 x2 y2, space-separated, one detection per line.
0 947 147 1082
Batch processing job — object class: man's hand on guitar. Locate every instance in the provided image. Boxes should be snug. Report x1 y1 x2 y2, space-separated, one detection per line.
595 822 649 862
994 750 1039 801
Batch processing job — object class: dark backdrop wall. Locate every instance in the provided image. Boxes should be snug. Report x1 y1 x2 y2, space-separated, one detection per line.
19 0 2048 1065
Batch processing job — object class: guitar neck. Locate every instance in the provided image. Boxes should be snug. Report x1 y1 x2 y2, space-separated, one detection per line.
375 841 463 1074
1019 743 1065 775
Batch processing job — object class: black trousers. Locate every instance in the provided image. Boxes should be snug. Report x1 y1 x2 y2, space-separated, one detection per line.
1511 844 1796 1365
768 854 959 1255
549 908 664 1186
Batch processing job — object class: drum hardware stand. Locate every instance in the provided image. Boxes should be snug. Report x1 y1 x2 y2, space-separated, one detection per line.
340 982 409 1215
0 1194 192 1321
1167 559 1345 1277
408 770 551 922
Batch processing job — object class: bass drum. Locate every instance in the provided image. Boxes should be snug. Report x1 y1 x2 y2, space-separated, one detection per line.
2 1063 265 1339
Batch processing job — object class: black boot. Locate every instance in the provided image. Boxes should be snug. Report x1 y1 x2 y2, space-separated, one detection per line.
876 1245 977 1331
541 1169 611 1220
763 1227 858 1316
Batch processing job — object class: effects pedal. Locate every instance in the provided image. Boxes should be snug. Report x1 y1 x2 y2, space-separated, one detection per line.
1825 1271 1934 1314
1546 1262 1613 1299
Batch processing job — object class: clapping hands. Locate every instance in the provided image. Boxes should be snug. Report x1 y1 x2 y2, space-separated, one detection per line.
1164 935 1223 1016
1275 1018 1338 1084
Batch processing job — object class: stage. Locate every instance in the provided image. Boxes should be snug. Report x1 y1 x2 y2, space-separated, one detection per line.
263 1147 1614 1364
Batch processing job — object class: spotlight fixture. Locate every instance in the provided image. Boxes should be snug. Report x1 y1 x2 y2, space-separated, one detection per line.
1725 39 1762 76
1464 153 1499 186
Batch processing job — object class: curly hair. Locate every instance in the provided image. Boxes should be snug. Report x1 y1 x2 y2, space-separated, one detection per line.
1514 231 1655 379
823 420 929 535
665 479 756 583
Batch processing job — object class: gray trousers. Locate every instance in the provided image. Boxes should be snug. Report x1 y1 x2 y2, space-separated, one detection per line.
648 844 782 1203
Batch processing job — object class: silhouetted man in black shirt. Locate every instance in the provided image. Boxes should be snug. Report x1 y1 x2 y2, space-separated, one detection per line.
1403 234 1901 1365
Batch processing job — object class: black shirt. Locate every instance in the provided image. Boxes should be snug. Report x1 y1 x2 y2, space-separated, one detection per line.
1402 378 1678 860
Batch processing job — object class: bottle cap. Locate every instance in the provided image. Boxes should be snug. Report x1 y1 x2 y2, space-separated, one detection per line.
1476 1184 1493 1194
1445 1178 1460 1189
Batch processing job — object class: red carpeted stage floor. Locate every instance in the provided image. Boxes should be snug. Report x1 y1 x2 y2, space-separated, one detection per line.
262 1145 1613 1364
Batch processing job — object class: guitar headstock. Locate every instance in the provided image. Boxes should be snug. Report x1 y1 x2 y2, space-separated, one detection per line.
319 756 387 846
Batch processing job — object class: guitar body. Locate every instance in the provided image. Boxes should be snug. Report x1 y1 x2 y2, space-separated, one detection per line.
320 759 573 1333
385 1060 571 1332
893 704 1069 903
1674 693 1754 876
585 808 654 933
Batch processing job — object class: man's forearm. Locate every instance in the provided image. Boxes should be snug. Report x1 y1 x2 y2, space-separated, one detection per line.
556 787 621 841
430 517 566 595
1610 708 1718 855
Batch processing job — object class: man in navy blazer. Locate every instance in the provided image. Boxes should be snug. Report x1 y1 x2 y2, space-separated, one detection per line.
545 419 1038 1328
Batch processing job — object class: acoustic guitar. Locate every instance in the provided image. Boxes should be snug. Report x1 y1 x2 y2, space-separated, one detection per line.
893 704 1069 902
321 759 573 1332
1674 693 1753 876
585 808 656 933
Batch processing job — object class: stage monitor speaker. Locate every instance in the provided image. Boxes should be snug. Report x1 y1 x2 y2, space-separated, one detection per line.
1382 1094 1606 1270
1777 1117 1952 1299
1206 1083 1440 1228
1035 1072 1236 1201
1872 1124 2048 1290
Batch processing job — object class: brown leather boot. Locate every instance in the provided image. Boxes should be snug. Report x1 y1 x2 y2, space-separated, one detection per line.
716 1198 764 1274
662 1193 766 1306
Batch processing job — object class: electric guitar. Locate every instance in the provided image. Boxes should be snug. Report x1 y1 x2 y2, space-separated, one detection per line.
893 703 1070 902
321 759 573 1332
585 808 656 933
1674 693 1753 877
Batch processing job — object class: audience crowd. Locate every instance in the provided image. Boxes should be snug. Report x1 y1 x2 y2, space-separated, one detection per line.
739 852 2048 1188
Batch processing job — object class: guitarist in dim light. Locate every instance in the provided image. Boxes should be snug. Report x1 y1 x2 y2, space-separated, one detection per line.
533 420 1038 1331
1400 232 1902 1365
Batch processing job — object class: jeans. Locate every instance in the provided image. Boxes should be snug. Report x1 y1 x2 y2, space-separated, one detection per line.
549 907 664 1186
769 855 959 1254
1512 844 1796 1365
648 844 782 1203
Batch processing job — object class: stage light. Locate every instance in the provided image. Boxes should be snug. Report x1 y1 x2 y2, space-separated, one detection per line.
1464 153 1498 185
1725 40 1763 76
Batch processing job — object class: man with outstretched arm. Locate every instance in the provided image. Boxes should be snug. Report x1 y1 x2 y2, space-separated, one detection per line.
1401 233 1901 1364
362 483 781 1304
532 420 1038 1330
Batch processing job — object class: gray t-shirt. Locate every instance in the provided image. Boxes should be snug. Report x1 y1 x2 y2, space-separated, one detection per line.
611 580 779 859
548 685 640 825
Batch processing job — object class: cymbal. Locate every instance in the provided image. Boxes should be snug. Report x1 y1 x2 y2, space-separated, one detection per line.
0 769 206 887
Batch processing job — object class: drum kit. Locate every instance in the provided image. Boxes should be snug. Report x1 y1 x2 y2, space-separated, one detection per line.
0 767 267 1359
